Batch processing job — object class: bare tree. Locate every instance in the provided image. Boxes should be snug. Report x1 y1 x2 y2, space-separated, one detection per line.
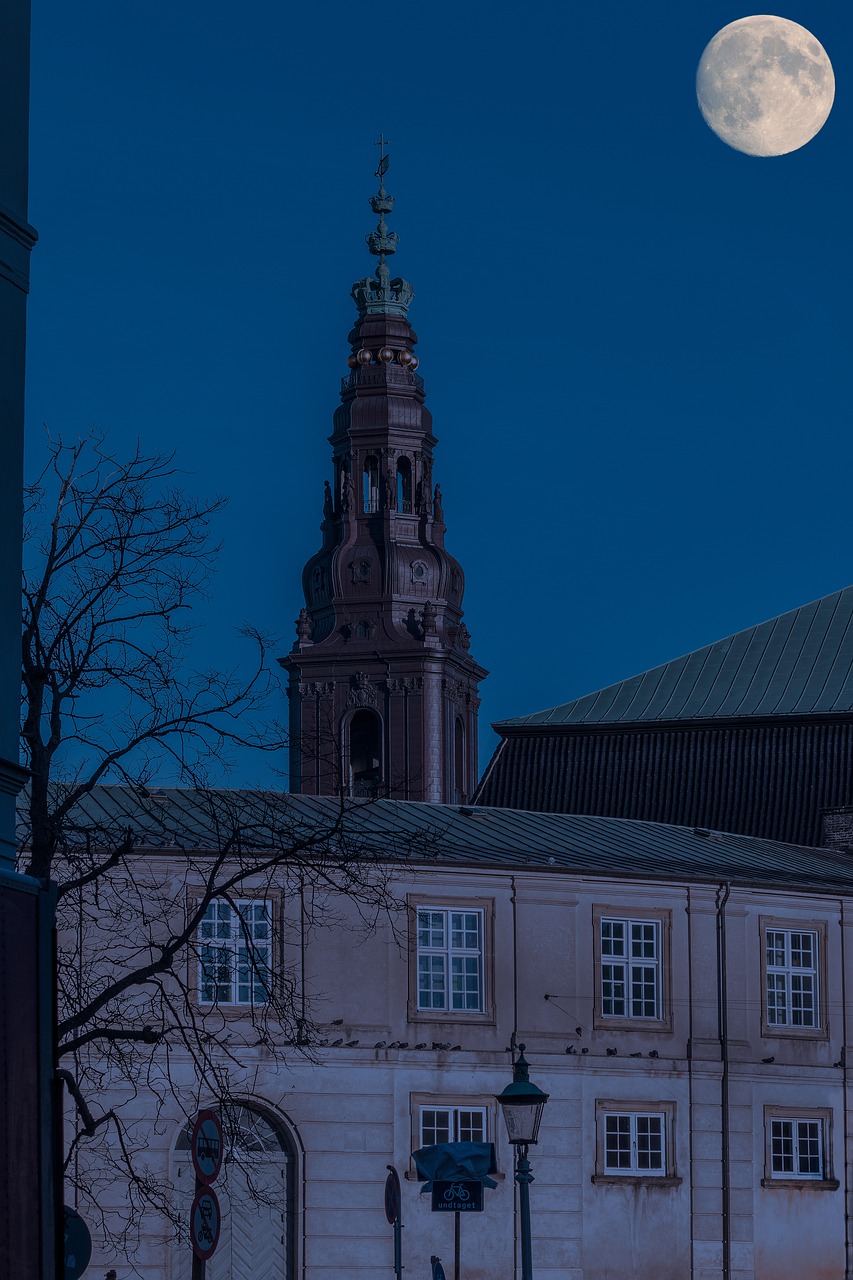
22 431 281 880
19 433 426 1262
54 787 408 1260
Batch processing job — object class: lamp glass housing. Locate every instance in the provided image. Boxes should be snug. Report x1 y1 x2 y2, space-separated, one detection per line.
500 1098 546 1146
496 1045 549 1146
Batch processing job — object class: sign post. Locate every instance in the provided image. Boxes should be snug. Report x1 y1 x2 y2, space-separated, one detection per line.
429 1178 485 1280
385 1165 403 1280
190 1110 224 1280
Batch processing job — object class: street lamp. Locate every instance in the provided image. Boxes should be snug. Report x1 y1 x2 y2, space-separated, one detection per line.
496 1044 549 1280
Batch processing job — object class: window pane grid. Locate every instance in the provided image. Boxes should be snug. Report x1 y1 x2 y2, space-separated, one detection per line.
771 1118 824 1179
417 908 484 1013
420 1106 486 1147
601 918 661 1019
199 899 273 1005
766 929 819 1028
604 1113 665 1175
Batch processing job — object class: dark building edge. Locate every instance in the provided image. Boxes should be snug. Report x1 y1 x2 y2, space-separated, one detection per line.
475 715 853 848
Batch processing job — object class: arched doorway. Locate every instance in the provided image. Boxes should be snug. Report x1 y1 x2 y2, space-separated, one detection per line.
172 1103 297 1280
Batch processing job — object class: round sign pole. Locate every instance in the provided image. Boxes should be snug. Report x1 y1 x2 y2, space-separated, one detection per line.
191 1110 223 1185
63 1206 92 1280
385 1165 402 1280
190 1111 224 1280
190 1186 221 1268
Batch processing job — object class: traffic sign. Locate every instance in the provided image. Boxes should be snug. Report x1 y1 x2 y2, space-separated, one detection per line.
384 1166 401 1224
191 1110 223 1185
430 1180 483 1212
63 1206 92 1280
190 1186 221 1260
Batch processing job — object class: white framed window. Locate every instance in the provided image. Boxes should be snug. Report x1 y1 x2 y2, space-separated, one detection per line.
770 1117 823 1179
765 928 819 1029
604 1112 665 1175
600 917 661 1019
594 1100 679 1185
419 1105 487 1148
199 899 272 1005
762 1107 837 1187
416 907 484 1012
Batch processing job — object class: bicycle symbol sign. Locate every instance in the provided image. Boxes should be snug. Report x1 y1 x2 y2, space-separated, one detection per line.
430 1179 484 1213
444 1183 470 1201
190 1187 222 1258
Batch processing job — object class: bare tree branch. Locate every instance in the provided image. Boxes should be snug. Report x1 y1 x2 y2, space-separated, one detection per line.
18 430 435 1270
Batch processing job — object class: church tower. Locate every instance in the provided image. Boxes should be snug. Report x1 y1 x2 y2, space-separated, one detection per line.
281 145 487 802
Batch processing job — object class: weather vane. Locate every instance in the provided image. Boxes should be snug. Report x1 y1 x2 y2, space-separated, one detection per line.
374 132 390 181
351 134 413 317
366 133 397 262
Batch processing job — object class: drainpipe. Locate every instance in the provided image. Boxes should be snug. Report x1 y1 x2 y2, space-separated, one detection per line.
510 875 520 1276
841 901 851 1279
687 889 695 1280
510 875 519 1044
716 882 732 1280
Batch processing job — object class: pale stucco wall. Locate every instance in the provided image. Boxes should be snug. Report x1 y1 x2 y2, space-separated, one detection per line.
79 861 853 1280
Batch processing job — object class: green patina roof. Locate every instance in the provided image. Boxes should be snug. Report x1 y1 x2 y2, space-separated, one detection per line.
26 786 853 893
499 586 853 730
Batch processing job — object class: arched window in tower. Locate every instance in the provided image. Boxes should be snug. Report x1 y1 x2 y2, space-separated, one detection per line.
455 717 467 804
349 710 382 798
363 456 379 514
397 456 413 513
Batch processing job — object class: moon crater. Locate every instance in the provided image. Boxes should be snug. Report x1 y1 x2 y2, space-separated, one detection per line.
697 15 834 157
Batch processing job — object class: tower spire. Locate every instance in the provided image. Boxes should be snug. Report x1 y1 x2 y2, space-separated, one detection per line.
282 143 487 803
352 138 413 318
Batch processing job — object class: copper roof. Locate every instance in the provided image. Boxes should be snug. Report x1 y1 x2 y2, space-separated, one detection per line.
499 586 853 729
36 786 853 893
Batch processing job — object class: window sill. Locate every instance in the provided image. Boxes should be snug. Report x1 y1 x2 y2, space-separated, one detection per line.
760 1025 829 1041
197 1002 271 1016
404 1170 506 1183
408 1008 495 1026
592 1174 682 1188
761 1177 839 1191
593 1016 673 1034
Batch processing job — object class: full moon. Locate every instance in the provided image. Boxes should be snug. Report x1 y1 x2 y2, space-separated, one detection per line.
696 15 834 157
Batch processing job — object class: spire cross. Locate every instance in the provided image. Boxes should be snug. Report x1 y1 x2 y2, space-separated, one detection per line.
374 133 390 174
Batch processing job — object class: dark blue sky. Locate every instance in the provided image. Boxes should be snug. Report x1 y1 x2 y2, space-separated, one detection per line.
25 2 853 783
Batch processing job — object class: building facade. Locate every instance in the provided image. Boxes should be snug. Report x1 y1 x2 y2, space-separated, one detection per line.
72 788 853 1280
281 152 486 803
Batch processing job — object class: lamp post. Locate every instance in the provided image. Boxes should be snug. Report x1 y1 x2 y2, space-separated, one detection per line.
496 1044 549 1280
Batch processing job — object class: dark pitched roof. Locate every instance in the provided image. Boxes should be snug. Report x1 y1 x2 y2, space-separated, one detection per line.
498 586 853 729
36 785 853 894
